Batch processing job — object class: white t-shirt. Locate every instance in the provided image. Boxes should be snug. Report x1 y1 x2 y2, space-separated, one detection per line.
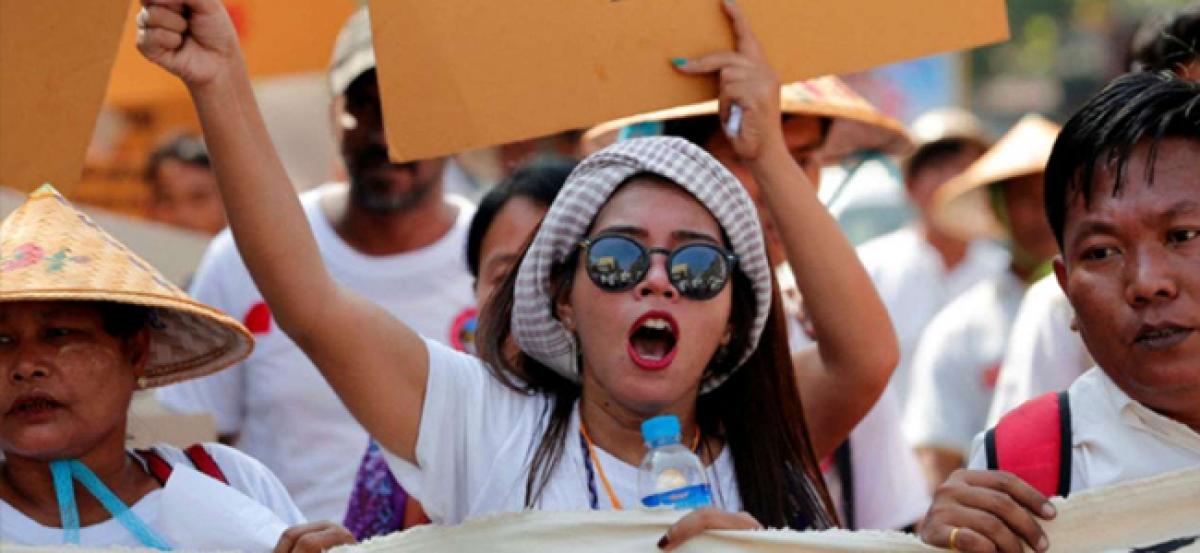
781 268 930 531
1 443 303 549
854 226 1009 406
383 339 742 525
969 367 1200 493
157 183 477 523
986 274 1092 425
904 271 1025 455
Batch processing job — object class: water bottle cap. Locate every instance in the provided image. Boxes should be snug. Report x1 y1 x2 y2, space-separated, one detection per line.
641 415 681 445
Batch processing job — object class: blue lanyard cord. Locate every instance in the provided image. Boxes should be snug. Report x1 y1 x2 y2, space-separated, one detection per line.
49 459 174 550
49 460 80 544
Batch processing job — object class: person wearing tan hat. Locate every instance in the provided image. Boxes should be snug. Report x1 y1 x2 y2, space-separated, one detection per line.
585 76 929 531
854 108 1008 409
0 186 352 550
153 4 478 524
903 114 1061 493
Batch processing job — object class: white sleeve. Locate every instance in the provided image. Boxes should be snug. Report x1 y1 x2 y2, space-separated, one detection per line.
965 432 988 470
903 308 980 456
198 443 306 525
849 388 931 530
382 338 542 524
987 280 1089 425
156 232 247 436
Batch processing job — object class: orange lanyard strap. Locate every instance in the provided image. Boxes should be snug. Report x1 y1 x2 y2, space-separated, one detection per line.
578 421 702 511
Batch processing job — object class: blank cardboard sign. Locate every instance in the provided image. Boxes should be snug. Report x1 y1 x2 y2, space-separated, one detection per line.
368 0 1009 162
0 0 128 193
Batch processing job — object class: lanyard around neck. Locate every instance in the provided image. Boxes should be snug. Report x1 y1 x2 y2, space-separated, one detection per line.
49 459 173 550
578 421 701 511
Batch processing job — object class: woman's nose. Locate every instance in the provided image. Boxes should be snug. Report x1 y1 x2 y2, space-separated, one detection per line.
634 252 677 300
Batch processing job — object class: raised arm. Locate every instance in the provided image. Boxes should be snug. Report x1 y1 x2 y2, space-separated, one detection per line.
675 0 897 459
138 0 427 462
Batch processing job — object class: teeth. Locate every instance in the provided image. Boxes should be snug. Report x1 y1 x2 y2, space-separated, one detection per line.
642 318 670 331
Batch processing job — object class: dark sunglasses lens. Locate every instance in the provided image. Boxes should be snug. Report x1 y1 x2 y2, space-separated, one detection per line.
669 245 729 299
586 236 648 290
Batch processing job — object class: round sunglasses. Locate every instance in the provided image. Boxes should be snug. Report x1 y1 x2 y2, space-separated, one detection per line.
577 234 738 300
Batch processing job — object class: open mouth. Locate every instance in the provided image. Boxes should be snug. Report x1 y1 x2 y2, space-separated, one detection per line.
7 393 64 418
627 311 679 370
1135 325 1194 351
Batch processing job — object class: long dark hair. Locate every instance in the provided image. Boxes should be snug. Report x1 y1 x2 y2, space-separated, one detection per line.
476 175 836 530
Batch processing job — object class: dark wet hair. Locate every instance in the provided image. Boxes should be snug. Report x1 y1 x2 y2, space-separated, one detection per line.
1044 71 1200 250
144 135 211 192
475 173 837 530
465 161 576 279
1129 5 1199 73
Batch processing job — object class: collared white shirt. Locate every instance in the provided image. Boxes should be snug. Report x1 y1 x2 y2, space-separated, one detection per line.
986 275 1092 426
969 367 1200 493
852 226 1009 406
904 271 1026 455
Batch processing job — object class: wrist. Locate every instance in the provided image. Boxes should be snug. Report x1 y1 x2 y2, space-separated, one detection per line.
186 56 247 99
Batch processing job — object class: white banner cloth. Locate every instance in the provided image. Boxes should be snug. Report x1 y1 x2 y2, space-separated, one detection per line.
2 467 1197 552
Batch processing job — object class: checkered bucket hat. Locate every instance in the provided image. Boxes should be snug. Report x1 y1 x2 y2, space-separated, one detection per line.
512 137 772 393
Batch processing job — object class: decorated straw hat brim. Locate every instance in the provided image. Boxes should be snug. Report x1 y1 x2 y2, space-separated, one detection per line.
582 76 912 162
931 114 1061 241
0 185 252 388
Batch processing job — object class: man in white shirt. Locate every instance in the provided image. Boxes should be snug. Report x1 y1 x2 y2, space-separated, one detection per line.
985 274 1091 426
903 115 1062 493
854 108 1007 406
156 7 476 523
918 71 1200 553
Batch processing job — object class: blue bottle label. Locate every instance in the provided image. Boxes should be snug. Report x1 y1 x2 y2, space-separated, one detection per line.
640 483 713 509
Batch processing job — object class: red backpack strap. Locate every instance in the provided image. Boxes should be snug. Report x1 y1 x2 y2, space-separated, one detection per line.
136 448 174 486
184 444 230 485
984 391 1073 498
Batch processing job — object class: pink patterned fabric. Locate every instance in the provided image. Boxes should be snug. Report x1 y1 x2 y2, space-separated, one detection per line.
511 137 771 393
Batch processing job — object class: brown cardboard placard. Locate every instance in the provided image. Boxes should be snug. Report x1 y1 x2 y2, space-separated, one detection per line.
368 0 1010 163
105 0 359 107
0 0 128 193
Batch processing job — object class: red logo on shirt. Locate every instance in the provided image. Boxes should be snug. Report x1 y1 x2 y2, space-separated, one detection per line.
983 362 1002 389
243 302 272 335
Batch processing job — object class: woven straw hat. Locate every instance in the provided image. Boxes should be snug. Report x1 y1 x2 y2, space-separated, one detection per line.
581 76 913 162
0 185 252 388
932 113 1061 241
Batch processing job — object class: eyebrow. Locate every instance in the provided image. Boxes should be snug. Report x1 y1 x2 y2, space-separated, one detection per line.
594 225 721 245
1164 200 1199 219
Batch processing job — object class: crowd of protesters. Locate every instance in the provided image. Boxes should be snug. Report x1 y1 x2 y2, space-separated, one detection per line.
1 0 1197 551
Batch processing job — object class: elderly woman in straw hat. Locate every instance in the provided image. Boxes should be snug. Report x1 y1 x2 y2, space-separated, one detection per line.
903 114 1062 492
584 78 929 531
138 0 897 546
0 186 353 550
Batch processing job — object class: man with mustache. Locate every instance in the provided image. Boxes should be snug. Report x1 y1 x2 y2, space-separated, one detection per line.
156 6 476 524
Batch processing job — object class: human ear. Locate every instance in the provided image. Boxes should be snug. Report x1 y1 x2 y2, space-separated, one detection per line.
555 299 576 332
124 327 152 378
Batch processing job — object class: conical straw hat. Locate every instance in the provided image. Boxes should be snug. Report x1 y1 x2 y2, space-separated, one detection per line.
932 114 1061 241
0 185 252 388
581 76 912 162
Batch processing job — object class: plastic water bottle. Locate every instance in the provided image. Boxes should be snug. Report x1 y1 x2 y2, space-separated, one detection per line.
637 415 713 509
